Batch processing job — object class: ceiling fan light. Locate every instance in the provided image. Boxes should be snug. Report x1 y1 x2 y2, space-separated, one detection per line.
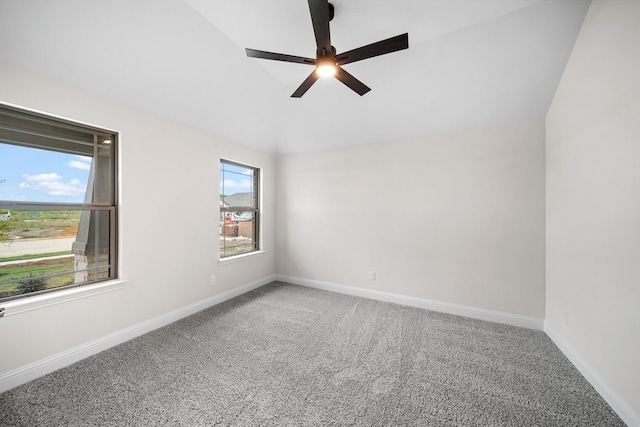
316 58 337 77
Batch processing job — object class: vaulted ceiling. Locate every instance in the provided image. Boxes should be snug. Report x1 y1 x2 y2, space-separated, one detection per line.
0 0 590 153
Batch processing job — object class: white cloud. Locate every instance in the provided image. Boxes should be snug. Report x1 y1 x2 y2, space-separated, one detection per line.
22 173 60 182
68 156 92 170
20 173 86 197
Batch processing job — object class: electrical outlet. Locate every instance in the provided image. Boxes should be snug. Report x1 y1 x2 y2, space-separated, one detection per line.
368 271 376 281
209 275 216 286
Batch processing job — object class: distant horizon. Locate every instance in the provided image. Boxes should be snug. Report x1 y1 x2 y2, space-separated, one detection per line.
220 191 252 197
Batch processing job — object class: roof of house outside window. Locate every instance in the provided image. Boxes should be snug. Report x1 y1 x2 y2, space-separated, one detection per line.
222 192 253 208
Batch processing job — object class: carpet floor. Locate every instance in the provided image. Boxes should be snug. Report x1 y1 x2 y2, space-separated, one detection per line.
0 281 625 426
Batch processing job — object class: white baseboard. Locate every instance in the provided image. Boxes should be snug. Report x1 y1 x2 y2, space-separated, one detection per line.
545 323 639 427
0 275 275 394
275 275 544 331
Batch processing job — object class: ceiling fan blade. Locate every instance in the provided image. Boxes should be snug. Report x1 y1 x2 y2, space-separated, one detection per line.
291 71 320 98
334 67 371 96
246 48 315 65
308 0 332 52
336 33 409 66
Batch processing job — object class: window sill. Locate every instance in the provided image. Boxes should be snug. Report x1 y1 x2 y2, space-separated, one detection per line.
219 250 266 266
0 279 127 318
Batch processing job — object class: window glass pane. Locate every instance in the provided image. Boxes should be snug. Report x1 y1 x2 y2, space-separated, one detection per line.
0 209 112 301
72 209 112 283
219 159 259 258
220 162 256 208
219 211 257 257
92 142 114 204
0 143 91 203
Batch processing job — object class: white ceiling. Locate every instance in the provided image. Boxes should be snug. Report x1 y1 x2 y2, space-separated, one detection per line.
0 0 590 153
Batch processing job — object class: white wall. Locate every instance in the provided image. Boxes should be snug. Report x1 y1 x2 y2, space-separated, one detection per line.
276 120 545 319
0 61 276 377
546 0 640 423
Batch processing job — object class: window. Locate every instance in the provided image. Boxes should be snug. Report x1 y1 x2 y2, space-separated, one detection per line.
0 104 117 302
219 159 259 258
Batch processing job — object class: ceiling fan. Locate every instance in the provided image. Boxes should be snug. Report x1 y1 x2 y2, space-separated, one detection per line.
245 0 409 98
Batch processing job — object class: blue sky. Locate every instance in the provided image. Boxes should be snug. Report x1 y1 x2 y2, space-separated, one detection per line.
219 162 253 197
0 143 91 203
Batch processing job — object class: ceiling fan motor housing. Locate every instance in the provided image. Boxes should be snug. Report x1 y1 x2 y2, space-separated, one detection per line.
317 46 337 60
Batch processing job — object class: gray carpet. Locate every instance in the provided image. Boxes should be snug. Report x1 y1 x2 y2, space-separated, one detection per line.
0 281 625 426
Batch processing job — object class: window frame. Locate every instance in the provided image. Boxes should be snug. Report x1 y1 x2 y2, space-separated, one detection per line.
219 159 260 259
0 103 118 303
